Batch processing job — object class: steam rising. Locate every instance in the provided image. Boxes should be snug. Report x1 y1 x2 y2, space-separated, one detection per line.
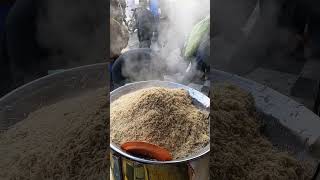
37 0 209 82
122 0 210 83
159 0 209 72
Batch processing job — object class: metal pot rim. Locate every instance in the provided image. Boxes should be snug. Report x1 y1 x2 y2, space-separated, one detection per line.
110 80 210 164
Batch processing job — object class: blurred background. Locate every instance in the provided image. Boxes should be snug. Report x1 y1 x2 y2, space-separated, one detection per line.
0 0 107 97
213 0 320 114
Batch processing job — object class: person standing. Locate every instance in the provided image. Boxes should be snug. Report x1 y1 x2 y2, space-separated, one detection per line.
126 0 135 19
135 4 154 48
149 0 159 41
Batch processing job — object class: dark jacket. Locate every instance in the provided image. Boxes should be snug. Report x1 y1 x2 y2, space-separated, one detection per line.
135 7 154 40
196 32 210 72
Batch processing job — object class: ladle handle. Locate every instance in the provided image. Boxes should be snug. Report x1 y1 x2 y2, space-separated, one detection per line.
121 141 173 161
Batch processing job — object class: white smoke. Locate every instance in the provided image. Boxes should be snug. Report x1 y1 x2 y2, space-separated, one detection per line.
159 0 209 82
121 0 210 84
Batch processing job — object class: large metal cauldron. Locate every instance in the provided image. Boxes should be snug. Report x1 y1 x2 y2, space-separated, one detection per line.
110 80 210 180
111 48 201 91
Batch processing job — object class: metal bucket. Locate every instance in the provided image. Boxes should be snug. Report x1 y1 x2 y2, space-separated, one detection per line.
110 80 210 180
